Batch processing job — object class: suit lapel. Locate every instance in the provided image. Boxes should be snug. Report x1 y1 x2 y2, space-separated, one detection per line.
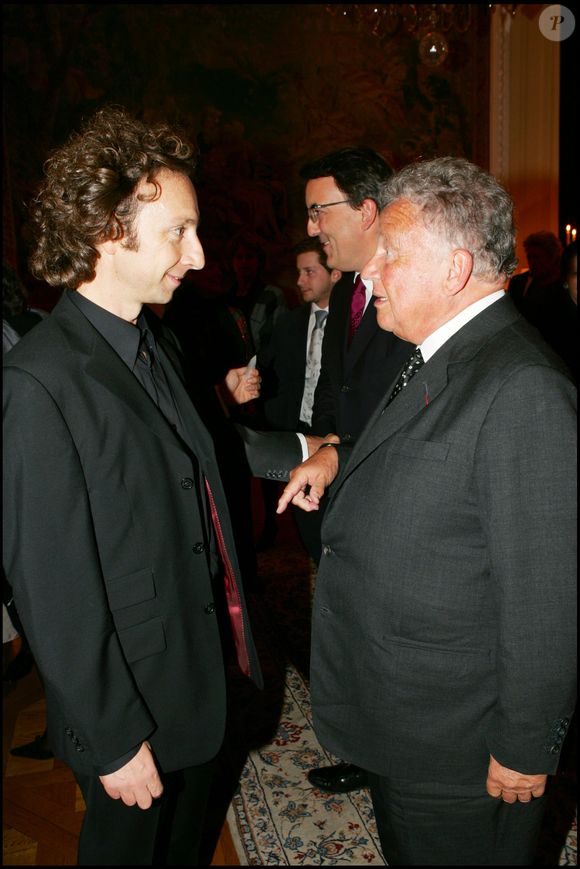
297 304 311 378
333 295 520 492
85 338 184 449
336 353 449 489
54 294 198 453
156 337 217 465
329 273 353 372
344 303 379 371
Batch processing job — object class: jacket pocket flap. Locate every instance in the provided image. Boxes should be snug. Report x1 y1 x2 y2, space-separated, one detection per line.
390 436 449 461
118 617 166 663
105 568 155 611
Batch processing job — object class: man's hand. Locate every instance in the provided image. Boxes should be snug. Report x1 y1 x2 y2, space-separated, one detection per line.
305 432 340 458
277 443 339 514
223 365 261 405
99 741 164 809
486 754 547 804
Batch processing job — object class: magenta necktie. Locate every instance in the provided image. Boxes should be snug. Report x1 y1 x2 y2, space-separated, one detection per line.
348 275 366 347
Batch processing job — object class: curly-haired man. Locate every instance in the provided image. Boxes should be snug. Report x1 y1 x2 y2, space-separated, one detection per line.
3 105 302 865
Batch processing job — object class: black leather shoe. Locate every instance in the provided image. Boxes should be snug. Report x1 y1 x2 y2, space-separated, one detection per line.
307 762 368 793
10 732 54 761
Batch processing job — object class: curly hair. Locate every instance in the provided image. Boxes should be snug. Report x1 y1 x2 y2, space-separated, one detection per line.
378 157 518 282
299 147 393 209
28 106 196 288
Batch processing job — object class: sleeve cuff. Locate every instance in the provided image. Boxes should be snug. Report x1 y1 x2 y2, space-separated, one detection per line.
296 433 309 462
95 743 142 776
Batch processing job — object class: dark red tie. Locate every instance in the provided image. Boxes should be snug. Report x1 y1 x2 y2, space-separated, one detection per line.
348 275 366 347
204 478 251 678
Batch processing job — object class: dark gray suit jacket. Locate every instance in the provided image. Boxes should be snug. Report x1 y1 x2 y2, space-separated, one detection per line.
2 292 299 776
310 296 577 783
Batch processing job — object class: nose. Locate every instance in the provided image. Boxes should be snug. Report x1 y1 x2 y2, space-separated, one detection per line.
306 217 320 238
361 252 378 283
183 234 205 271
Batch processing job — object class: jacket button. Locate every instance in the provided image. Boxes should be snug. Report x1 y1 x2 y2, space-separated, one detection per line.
204 602 216 615
192 542 205 554
342 433 352 442
340 385 351 393
181 477 194 489
322 544 332 556
75 745 85 752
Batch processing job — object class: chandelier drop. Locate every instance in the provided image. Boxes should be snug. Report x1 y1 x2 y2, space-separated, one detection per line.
325 5 520 66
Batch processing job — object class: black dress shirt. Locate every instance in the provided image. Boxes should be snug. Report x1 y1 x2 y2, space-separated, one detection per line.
69 291 185 432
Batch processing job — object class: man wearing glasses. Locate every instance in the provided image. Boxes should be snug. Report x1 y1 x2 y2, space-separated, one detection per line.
298 148 413 794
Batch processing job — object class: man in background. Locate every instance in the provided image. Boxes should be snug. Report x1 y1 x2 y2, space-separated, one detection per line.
508 230 563 331
259 237 340 433
255 238 341 552
299 147 413 793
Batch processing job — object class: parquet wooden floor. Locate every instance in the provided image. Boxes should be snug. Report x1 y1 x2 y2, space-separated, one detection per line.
2 649 239 866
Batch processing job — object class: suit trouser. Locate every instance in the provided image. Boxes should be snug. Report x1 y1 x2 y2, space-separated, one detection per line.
292 500 325 564
367 770 546 866
75 760 214 865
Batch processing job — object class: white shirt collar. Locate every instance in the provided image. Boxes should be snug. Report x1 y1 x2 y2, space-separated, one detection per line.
419 290 505 362
354 272 374 310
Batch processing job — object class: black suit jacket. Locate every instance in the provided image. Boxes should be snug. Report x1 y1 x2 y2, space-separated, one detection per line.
3 292 270 776
257 303 311 431
311 272 413 441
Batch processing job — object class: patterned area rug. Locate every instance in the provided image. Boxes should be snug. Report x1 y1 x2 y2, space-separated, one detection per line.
220 511 577 866
227 662 383 866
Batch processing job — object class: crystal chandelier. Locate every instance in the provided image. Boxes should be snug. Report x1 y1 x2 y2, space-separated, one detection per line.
325 5 520 66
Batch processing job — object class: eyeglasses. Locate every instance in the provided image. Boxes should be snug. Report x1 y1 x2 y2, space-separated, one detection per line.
306 199 354 223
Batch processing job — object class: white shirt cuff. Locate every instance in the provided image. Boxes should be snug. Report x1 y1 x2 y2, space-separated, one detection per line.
296 433 309 462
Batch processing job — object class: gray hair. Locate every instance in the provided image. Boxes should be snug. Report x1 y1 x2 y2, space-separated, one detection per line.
378 157 518 281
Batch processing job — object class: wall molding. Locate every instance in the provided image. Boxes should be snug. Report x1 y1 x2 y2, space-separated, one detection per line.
489 7 560 269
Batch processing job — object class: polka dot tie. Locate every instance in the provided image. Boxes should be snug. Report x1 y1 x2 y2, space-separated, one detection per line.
386 347 425 406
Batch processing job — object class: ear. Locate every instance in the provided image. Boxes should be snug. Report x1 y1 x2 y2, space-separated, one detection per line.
445 248 473 296
330 268 342 286
97 237 119 256
359 198 378 231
